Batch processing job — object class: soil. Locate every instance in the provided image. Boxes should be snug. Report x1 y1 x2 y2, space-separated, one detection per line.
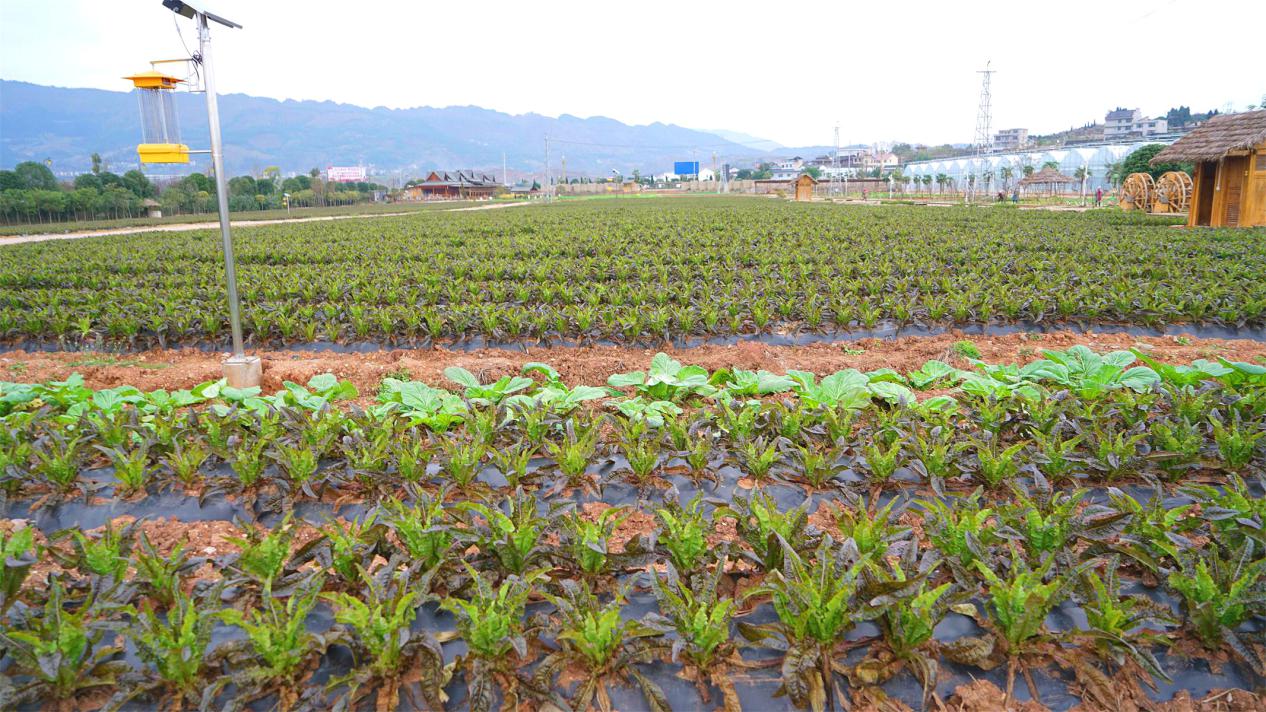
3 330 1262 395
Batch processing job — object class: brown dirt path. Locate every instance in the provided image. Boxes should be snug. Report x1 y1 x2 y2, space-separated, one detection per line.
2 330 1262 393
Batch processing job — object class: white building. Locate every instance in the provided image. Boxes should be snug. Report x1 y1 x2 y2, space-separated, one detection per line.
1105 108 1168 139
994 128 1029 151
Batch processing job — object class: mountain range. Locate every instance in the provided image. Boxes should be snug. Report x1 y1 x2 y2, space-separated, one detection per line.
0 79 816 180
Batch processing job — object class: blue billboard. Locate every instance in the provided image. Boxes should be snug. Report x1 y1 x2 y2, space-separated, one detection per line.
674 161 700 177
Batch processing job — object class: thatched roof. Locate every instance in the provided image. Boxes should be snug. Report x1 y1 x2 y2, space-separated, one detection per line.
1018 166 1075 186
1150 110 1266 164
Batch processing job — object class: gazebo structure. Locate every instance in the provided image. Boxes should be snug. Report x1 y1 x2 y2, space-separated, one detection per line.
1018 166 1077 196
1149 110 1266 228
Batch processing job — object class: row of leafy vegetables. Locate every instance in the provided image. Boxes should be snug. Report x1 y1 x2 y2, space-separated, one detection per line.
2 202 1265 348
0 346 1265 711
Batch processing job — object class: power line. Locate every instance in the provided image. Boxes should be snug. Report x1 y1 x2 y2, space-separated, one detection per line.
546 136 783 151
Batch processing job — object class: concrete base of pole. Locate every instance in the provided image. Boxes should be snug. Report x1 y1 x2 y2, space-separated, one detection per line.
223 355 262 389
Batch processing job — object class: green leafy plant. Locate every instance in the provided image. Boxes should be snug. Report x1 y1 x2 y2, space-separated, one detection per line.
1078 558 1170 682
608 352 717 401
53 518 138 581
920 490 997 577
444 365 534 405
379 492 454 572
217 578 329 702
455 489 556 575
542 579 669 712
129 588 219 706
719 489 813 573
323 569 447 711
741 538 870 711
1167 542 1266 672
559 505 631 576
654 493 713 574
970 435 1027 487
1211 413 1265 470
0 581 128 707
226 513 296 591
0 524 37 613
374 378 467 431
976 554 1077 653
441 567 547 712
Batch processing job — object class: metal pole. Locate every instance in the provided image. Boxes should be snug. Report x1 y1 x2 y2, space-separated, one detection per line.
198 13 245 359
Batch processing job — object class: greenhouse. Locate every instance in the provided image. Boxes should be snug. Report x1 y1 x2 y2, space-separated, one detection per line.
902 137 1177 194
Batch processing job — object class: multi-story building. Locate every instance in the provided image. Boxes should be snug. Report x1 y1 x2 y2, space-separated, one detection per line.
994 128 1028 151
1105 108 1169 139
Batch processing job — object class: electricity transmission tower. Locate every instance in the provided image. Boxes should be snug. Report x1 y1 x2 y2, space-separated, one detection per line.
832 123 840 197
969 61 994 203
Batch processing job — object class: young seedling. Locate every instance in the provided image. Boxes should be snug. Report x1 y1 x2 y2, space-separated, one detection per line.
654 493 714 574
919 489 997 579
559 505 632 576
323 569 447 711
440 434 487 490
718 489 813 573
1078 557 1171 684
541 579 669 712
970 435 1027 488
128 588 220 708
99 443 152 497
0 581 128 707
1167 541 1266 674
741 538 870 712
830 494 912 561
441 566 549 712
226 513 298 593
378 492 455 573
53 517 139 582
455 489 557 575
216 578 330 708
0 524 38 613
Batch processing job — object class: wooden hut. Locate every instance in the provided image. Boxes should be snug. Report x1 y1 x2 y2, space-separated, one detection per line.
1018 166 1076 196
794 173 817 201
1150 110 1266 227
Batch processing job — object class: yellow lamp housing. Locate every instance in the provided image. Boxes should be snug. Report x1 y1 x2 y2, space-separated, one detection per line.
125 70 190 164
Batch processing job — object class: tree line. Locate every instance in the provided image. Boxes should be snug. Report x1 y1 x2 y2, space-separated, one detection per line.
0 160 385 226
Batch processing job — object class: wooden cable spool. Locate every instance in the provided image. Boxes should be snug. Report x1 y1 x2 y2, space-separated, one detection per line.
1119 172 1154 211
1152 171 1193 214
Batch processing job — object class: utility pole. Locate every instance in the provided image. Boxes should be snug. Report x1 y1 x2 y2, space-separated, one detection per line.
970 60 995 204
561 155 567 185
195 11 258 387
502 152 507 186
711 151 718 190
544 135 551 202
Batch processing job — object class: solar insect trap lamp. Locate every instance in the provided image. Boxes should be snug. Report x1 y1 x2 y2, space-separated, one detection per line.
126 1 260 388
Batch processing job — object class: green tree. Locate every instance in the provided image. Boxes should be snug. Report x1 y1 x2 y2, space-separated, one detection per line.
803 166 823 180
90 153 103 175
1120 143 1191 181
121 170 156 199
13 161 58 191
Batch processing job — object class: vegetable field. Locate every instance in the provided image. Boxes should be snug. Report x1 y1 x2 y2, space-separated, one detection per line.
2 346 1265 710
2 199 1265 349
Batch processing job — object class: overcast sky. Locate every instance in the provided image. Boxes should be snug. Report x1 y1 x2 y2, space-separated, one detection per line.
2 0 1262 148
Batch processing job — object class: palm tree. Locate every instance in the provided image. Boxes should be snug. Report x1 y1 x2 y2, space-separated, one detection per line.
1074 166 1091 203
1000 166 1014 190
1103 160 1123 189
935 173 949 194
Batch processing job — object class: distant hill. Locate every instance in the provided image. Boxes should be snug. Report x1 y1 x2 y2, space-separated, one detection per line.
0 80 761 178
